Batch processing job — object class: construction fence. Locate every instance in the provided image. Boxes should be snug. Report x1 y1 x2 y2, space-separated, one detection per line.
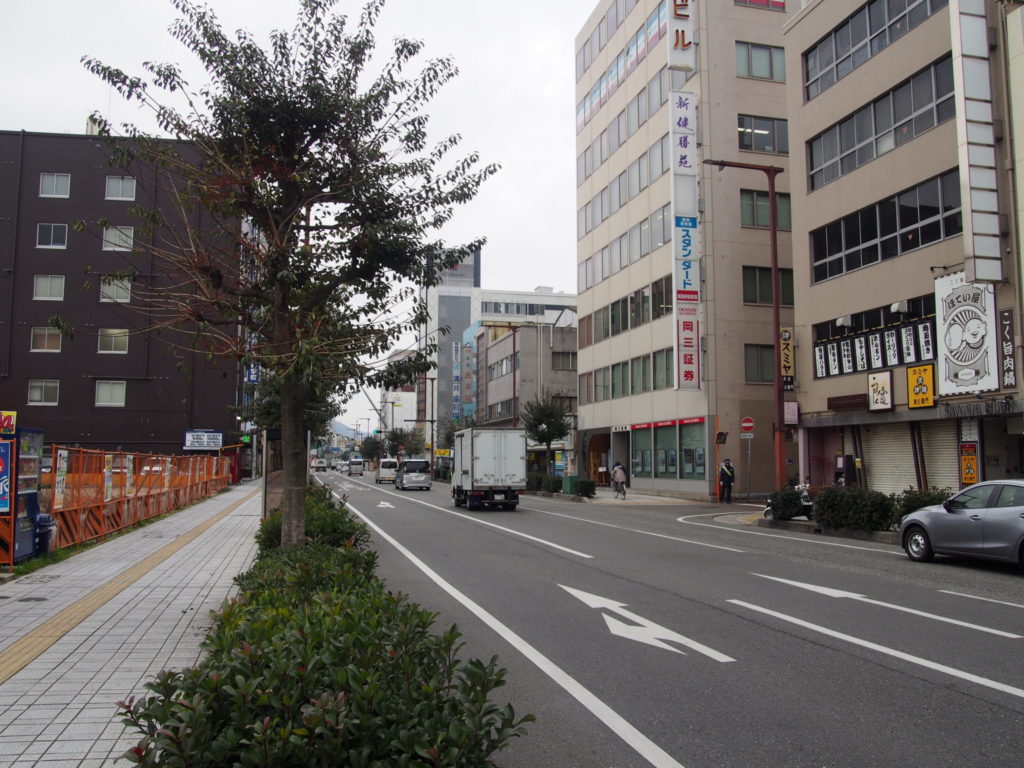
3 446 233 567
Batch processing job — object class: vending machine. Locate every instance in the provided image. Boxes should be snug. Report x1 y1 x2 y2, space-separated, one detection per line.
1 426 45 563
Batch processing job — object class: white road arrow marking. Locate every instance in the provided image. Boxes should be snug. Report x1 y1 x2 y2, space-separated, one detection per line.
753 573 1022 639
377 501 395 509
560 585 735 662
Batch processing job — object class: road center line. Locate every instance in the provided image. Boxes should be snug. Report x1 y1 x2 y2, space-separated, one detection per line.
728 599 1024 700
326 477 592 559
527 507 744 553
677 513 902 555
339 493 685 768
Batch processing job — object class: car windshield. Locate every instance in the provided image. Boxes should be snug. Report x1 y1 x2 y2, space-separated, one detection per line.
404 461 429 473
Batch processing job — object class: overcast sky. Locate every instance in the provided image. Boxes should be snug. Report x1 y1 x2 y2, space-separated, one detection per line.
3 0 590 432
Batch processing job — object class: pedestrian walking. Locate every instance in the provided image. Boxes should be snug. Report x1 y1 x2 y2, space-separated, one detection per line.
719 458 735 503
611 462 627 500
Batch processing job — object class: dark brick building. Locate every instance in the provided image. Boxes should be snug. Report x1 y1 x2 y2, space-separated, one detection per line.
0 130 240 453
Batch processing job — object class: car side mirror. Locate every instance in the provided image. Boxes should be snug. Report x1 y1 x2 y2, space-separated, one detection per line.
942 500 953 513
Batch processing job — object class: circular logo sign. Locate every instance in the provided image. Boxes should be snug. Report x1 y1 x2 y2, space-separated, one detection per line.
740 417 755 433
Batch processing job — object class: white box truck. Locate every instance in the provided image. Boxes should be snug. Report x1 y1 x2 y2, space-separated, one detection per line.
452 427 527 510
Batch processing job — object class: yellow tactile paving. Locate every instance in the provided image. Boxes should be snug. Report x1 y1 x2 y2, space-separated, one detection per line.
0 487 259 685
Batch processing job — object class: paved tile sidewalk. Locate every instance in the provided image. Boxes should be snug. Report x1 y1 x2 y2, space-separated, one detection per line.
0 482 262 767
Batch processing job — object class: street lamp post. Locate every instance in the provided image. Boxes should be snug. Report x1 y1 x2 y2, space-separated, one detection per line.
703 158 787 490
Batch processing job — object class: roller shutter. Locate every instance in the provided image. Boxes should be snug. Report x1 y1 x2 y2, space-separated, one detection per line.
861 423 916 494
920 419 959 492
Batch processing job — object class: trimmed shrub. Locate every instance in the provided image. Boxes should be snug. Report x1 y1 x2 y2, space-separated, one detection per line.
526 473 546 491
815 485 895 531
256 484 371 555
765 486 805 521
543 476 563 493
891 486 951 528
577 479 596 498
118 543 532 766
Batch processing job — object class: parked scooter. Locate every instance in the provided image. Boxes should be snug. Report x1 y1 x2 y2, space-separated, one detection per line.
763 482 814 520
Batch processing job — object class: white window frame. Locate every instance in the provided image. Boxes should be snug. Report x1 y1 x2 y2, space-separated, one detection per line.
39 173 70 198
30 327 62 353
33 274 65 301
95 380 126 408
98 328 129 354
105 176 136 201
102 226 134 251
36 223 68 249
99 277 131 303
28 379 59 406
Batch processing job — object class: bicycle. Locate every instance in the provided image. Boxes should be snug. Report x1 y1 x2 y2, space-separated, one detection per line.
613 481 626 500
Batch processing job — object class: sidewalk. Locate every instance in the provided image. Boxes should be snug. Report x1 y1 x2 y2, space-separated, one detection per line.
0 482 261 767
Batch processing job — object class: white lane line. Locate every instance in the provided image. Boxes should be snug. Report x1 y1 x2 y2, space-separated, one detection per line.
753 573 1022 639
333 477 592 560
526 507 744 554
939 591 1024 610
677 513 902 555
728 599 1024 701
338 492 686 768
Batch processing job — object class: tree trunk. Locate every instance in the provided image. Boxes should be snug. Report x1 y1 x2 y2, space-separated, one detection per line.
546 442 552 476
279 369 307 547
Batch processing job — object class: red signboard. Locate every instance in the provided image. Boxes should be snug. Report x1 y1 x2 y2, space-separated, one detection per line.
741 417 755 433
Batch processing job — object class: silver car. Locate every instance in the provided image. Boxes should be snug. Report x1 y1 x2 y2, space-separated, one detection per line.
899 480 1024 564
396 459 432 491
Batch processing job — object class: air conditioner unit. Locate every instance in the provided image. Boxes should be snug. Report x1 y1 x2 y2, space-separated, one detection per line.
890 300 909 314
835 315 853 328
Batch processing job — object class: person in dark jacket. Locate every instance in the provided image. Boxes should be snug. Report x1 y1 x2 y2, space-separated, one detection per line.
719 459 735 503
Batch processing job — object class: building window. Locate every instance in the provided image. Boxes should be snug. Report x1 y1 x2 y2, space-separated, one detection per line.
30 327 61 352
578 371 593 406
736 42 785 82
652 275 673 320
804 0 948 101
39 173 70 198
811 169 961 283
611 362 630 399
105 176 136 201
594 306 610 343
96 380 127 407
594 367 611 402
632 428 652 479
98 328 129 354
680 422 706 480
808 56 955 190
99 277 132 303
738 115 788 154
552 351 577 370
28 379 59 406
735 0 785 8
740 190 791 230
745 344 775 383
630 285 651 328
630 355 651 394
743 266 794 306
102 226 134 251
36 223 68 248
653 348 674 390
33 274 65 301
610 297 629 337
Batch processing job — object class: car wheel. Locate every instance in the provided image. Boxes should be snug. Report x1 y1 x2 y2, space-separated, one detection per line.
763 507 775 520
904 526 934 562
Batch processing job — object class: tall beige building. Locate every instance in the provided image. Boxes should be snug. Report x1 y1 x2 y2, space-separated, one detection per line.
785 0 1024 492
575 0 795 498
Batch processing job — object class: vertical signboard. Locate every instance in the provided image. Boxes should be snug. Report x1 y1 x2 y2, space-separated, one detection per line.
935 272 999 395
907 364 936 409
999 309 1017 389
780 327 794 390
0 441 10 514
668 1 696 72
451 341 462 420
53 449 69 509
671 90 701 390
959 442 979 486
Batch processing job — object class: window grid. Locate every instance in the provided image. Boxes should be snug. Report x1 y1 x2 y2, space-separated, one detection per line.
740 190 792 230
736 41 785 82
33 274 65 301
102 226 134 251
744 345 775 383
811 170 961 284
39 173 70 198
804 0 949 101
808 56 954 191
743 266 795 306
105 176 137 201
735 0 785 8
98 328 129 354
36 223 68 249
28 379 59 406
30 327 61 353
738 115 788 155
99 277 132 303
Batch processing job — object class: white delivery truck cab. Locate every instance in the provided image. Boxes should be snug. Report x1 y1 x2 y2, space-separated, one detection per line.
451 428 527 510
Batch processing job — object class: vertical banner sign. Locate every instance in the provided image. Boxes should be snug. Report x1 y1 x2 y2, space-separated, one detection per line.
907 364 936 408
999 309 1017 389
54 449 69 509
671 90 701 390
0 441 10 514
451 341 462 420
935 272 999 395
125 454 135 496
104 455 114 503
868 370 893 411
959 442 979 487
780 327 795 390
668 1 696 72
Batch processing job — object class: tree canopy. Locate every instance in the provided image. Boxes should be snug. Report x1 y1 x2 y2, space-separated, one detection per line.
521 391 571 475
83 0 497 544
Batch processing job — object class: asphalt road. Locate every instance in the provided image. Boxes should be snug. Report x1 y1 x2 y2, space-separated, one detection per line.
317 472 1024 768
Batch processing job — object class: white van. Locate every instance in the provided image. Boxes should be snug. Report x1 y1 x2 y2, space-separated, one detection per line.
347 459 364 476
396 459 432 491
375 458 398 484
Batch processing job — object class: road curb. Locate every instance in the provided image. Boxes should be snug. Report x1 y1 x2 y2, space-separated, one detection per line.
756 517 899 545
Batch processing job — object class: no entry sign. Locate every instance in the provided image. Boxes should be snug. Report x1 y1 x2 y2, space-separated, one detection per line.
740 416 755 433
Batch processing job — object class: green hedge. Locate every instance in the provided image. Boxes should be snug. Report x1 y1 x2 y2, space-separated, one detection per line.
766 486 806 521
526 473 546 491
118 540 531 766
577 479 596 498
256 484 371 555
812 484 953 531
